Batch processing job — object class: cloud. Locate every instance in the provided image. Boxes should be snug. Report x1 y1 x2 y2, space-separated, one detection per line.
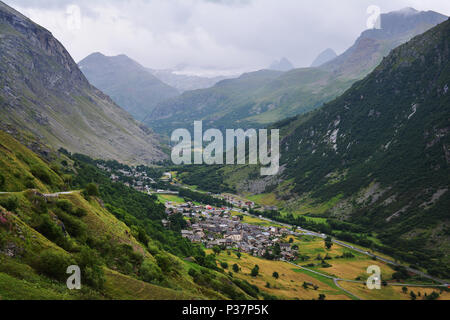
4 0 450 76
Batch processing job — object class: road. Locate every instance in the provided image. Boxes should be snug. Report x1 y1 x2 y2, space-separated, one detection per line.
0 191 76 196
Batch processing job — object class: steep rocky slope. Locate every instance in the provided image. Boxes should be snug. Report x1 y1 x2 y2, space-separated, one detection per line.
0 2 166 165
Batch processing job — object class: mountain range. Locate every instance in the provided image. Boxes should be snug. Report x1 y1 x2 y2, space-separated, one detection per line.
0 2 166 164
147 8 447 134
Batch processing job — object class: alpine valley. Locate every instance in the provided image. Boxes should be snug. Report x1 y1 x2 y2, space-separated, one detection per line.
0 0 449 301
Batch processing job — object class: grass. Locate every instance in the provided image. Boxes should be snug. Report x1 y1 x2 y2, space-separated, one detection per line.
230 211 284 228
103 269 193 300
284 194 344 217
210 250 350 300
156 194 185 204
0 272 70 300
0 130 64 193
339 281 450 300
247 193 280 207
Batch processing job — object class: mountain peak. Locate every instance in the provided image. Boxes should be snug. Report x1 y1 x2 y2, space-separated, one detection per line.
392 7 419 16
310 48 337 67
78 52 179 120
269 57 294 72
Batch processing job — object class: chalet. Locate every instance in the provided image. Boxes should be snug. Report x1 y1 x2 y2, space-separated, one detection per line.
280 243 291 252
181 230 194 238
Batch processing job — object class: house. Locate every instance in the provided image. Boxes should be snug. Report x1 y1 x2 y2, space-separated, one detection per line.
181 230 194 238
225 231 243 242
280 243 291 252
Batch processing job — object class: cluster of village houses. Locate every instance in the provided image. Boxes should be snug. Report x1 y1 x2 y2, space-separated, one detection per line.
95 164 291 259
164 201 297 261
97 163 178 194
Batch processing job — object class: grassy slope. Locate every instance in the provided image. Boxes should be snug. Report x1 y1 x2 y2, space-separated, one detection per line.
0 132 250 300
0 130 64 193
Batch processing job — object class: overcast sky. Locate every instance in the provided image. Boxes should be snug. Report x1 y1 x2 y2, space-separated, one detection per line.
4 0 450 76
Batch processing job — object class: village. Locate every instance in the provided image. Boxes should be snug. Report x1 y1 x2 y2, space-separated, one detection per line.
96 162 182 194
94 163 295 260
163 201 297 261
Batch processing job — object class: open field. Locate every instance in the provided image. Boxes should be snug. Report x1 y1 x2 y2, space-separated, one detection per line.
209 250 352 300
290 235 396 280
338 281 450 300
230 211 285 228
247 193 280 207
156 194 185 204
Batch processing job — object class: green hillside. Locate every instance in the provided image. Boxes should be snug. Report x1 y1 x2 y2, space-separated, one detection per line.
0 130 258 300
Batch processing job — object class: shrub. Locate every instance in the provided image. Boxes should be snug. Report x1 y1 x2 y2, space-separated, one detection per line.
232 279 260 298
147 244 160 256
56 199 73 213
140 260 163 284
30 165 52 185
0 196 19 212
85 183 100 197
114 244 144 275
188 268 198 278
36 214 66 244
221 262 228 269
31 196 48 214
155 253 180 274
72 207 87 218
425 291 440 300
261 292 278 300
50 163 61 175
55 209 87 239
251 265 259 277
75 247 105 290
25 177 36 189
0 173 5 187
36 249 74 281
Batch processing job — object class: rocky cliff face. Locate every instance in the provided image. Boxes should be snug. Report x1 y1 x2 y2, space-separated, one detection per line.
0 1 166 164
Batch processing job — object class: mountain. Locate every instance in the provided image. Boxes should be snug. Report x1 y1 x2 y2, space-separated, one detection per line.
148 8 447 134
147 68 230 93
319 7 448 79
310 48 337 67
269 58 294 72
200 18 450 277
149 69 284 132
79 53 179 120
0 2 166 164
